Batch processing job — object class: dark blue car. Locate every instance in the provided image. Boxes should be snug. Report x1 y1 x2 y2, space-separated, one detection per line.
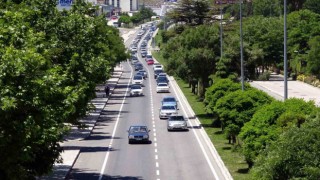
127 125 150 144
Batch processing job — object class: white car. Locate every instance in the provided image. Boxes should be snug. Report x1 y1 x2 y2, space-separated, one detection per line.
132 75 144 86
159 105 178 119
156 83 170 93
130 84 143 96
153 64 163 71
131 46 137 52
167 115 188 131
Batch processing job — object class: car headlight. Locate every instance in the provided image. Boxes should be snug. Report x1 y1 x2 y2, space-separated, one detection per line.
129 135 134 139
143 135 149 139
160 111 165 115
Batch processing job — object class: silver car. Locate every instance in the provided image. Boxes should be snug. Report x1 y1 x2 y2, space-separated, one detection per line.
167 115 188 131
159 105 178 119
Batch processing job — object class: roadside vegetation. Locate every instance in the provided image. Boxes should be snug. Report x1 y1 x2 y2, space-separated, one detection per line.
118 6 156 27
153 0 320 179
0 0 127 179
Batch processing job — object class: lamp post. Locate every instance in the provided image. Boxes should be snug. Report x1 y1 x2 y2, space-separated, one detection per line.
284 0 288 100
240 0 244 91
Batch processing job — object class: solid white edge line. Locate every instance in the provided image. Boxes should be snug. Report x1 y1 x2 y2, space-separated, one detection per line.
98 60 133 180
170 78 220 180
171 79 233 180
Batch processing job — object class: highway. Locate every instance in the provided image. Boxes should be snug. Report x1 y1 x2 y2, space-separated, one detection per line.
68 27 232 180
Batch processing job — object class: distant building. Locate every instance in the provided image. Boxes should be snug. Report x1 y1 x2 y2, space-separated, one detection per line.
57 0 140 15
104 0 139 12
215 0 237 4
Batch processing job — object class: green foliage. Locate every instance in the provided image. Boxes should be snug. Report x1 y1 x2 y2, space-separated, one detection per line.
214 89 273 143
240 98 318 167
163 24 220 97
119 14 131 24
257 72 270 80
303 0 320 14
130 6 156 24
204 78 243 114
0 0 127 179
306 36 320 77
252 0 281 17
166 0 210 25
287 10 320 75
252 116 320 179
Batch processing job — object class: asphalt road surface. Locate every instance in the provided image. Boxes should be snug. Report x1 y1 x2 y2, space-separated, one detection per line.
68 27 232 180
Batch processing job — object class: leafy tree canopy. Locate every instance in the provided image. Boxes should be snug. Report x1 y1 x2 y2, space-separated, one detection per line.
0 0 127 179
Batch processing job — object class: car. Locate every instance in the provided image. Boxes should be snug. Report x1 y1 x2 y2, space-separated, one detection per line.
136 72 146 79
162 96 178 109
127 125 150 144
147 59 154 65
131 59 139 65
111 15 118 20
153 63 161 69
156 82 170 93
167 115 188 131
132 75 144 85
131 46 137 52
137 30 145 36
140 50 147 58
134 63 143 71
154 69 164 79
130 84 143 96
159 105 178 119
145 54 153 62
153 64 163 71
156 76 169 84
131 55 138 61
138 70 148 78
157 73 167 78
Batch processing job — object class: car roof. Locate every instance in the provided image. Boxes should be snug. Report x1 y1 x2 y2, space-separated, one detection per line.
129 125 148 128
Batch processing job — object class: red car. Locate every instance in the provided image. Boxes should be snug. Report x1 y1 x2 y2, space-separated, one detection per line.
147 59 154 65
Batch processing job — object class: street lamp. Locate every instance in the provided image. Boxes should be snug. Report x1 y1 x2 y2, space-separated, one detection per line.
240 0 244 91
284 0 288 100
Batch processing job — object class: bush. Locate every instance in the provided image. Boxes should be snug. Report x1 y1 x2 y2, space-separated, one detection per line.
257 72 270 80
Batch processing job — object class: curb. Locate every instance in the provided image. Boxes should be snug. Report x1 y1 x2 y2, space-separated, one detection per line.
64 69 123 179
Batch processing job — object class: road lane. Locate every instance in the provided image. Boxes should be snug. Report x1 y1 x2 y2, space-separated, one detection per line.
69 26 232 180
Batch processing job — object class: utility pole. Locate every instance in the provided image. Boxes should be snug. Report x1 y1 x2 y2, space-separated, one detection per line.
240 0 244 91
220 7 223 60
284 0 288 100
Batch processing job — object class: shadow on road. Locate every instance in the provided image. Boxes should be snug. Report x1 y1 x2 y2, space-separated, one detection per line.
67 168 144 180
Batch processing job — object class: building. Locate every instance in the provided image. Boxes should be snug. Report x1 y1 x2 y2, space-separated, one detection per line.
57 0 140 16
105 0 139 14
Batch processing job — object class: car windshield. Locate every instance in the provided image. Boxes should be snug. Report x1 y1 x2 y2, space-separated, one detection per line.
155 70 163 74
131 85 141 89
130 126 147 133
146 55 152 58
169 116 184 121
157 77 167 81
163 97 176 102
134 75 143 80
158 83 167 87
162 106 175 110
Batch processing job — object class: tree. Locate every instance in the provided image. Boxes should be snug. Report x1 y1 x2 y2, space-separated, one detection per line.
306 36 320 77
166 0 210 25
0 0 127 179
214 89 273 144
119 14 132 25
303 0 320 14
287 10 320 76
252 116 320 179
163 25 220 97
240 98 318 168
252 0 281 17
